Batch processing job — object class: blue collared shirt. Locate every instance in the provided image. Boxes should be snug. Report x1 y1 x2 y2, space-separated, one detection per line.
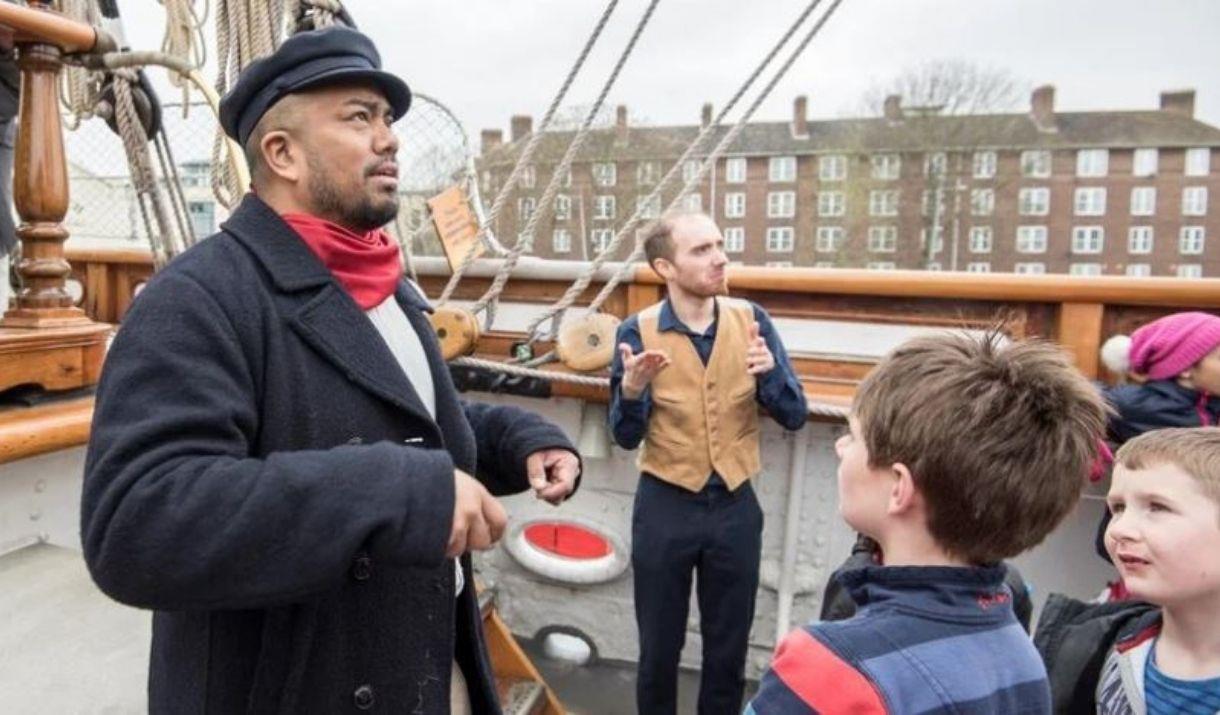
608 299 807 470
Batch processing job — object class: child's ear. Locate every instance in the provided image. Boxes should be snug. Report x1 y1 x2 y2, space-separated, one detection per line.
887 463 919 516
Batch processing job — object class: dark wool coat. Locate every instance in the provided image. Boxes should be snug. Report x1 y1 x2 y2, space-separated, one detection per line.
81 194 578 714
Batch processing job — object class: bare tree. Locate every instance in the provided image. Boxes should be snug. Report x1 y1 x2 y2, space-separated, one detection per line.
861 60 1024 117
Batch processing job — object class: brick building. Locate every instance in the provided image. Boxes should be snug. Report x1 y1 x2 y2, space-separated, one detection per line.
477 87 1220 277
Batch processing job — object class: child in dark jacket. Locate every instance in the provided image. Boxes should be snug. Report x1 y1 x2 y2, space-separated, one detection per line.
746 333 1108 714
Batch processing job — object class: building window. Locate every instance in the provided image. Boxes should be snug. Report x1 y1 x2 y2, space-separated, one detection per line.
518 197 536 222
969 226 993 253
637 161 661 185
557 167 572 188
593 162 616 187
818 191 845 217
1177 264 1203 279
1126 263 1151 277
1015 262 1046 275
766 261 794 268
1070 263 1103 276
1180 226 1205 255
1019 187 1050 215
725 157 747 183
682 160 701 184
769 156 797 182
521 166 536 189
768 191 796 218
1128 226 1154 254
871 154 901 180
594 195 615 220
554 194 571 220
868 190 899 217
187 201 214 237
1130 187 1156 216
815 226 844 252
724 192 746 218
1071 226 1105 254
970 188 995 216
766 227 794 252
920 227 944 253
924 152 947 177
637 194 661 219
1074 187 1107 216
973 151 997 179
927 262 942 271
814 261 835 268
552 229 571 253
921 189 944 217
681 193 702 212
1077 149 1109 177
819 154 846 181
1021 150 1051 178
724 227 745 253
591 229 614 253
1185 148 1210 177
967 262 991 273
1132 148 1158 177
868 226 897 253
867 261 896 271
1016 225 1048 254
1183 186 1208 216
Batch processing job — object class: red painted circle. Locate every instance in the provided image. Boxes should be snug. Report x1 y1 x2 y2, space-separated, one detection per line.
524 522 613 560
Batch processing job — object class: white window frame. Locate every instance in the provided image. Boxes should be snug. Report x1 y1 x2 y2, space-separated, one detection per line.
1019 187 1050 216
767 191 796 218
682 160 701 184
867 261 896 271
637 194 661 219
551 229 571 253
637 161 661 185
521 166 536 189
973 151 997 179
1128 226 1154 255
1185 148 1210 177
922 189 944 217
1126 263 1151 278
681 193 703 212
1077 149 1109 177
592 162 616 187
769 156 797 182
1132 148 1158 177
1182 186 1208 216
815 226 845 252
921 227 944 253
766 261 794 268
1015 262 1046 275
1180 226 1205 255
818 191 845 217
1074 187 1107 216
766 226 794 253
1016 225 1048 254
1177 264 1203 279
723 227 745 253
1130 187 1156 216
925 152 948 177
591 229 614 253
868 226 897 253
724 192 746 219
966 262 991 273
819 154 847 181
593 195 616 220
1021 150 1052 178
554 194 571 220
725 157 747 183
1070 263 1103 276
1071 225 1105 254
971 188 995 216
868 189 899 217
871 153 901 180
969 226 993 254
518 196 536 221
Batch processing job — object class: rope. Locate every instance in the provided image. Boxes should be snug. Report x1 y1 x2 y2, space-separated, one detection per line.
471 0 662 331
808 401 848 418
113 72 179 268
436 0 622 306
524 0 843 344
159 0 209 108
451 356 611 388
58 0 103 129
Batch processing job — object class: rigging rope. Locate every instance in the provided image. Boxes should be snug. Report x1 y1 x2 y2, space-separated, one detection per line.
436 0 622 306
58 0 103 129
471 0 662 331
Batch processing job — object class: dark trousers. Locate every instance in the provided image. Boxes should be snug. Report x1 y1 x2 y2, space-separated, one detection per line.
632 473 763 715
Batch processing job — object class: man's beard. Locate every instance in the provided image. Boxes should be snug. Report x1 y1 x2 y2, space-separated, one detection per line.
306 156 399 231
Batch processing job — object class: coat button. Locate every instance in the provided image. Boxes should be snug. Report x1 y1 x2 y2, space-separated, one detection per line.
353 684 375 710
347 436 363 445
351 556 373 581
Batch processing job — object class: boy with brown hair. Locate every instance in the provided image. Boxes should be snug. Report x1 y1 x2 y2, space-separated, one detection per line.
747 332 1108 714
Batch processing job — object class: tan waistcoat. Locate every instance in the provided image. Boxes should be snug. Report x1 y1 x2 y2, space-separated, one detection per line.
637 298 761 492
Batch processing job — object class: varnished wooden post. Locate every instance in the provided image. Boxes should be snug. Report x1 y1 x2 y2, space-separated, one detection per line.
2 0 83 327
1057 302 1105 379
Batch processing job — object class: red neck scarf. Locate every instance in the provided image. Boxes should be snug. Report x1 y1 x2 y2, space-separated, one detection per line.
282 213 402 310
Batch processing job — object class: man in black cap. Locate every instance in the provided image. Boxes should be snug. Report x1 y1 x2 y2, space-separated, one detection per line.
82 26 580 714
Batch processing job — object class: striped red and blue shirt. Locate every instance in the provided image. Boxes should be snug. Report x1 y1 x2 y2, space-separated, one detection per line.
746 564 1051 714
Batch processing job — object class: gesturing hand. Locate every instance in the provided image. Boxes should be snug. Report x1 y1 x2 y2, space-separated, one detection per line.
446 470 508 558
526 449 581 505
746 322 774 376
618 343 671 400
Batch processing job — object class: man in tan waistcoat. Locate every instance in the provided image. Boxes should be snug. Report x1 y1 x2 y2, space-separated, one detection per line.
609 210 807 714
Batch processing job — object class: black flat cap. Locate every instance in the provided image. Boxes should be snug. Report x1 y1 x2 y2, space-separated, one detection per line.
219 26 411 146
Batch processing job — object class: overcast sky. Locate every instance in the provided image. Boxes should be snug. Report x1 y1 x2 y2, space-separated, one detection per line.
119 0 1220 138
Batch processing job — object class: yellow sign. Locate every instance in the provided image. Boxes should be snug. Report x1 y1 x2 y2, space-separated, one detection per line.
427 186 484 273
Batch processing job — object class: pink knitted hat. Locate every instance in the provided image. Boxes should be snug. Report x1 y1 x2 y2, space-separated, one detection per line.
1128 311 1220 380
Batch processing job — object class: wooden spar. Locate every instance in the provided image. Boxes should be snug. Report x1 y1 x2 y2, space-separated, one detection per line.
0 0 110 392
0 2 112 55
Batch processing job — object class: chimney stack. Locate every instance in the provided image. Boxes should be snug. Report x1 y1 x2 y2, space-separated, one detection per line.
883 94 902 122
792 95 808 137
701 102 713 128
480 129 503 154
1030 85 1056 132
1160 89 1195 119
616 104 629 143
510 115 532 142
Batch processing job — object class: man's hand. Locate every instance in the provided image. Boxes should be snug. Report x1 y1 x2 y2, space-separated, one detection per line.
746 322 775 376
446 469 507 558
526 449 580 505
618 342 671 400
